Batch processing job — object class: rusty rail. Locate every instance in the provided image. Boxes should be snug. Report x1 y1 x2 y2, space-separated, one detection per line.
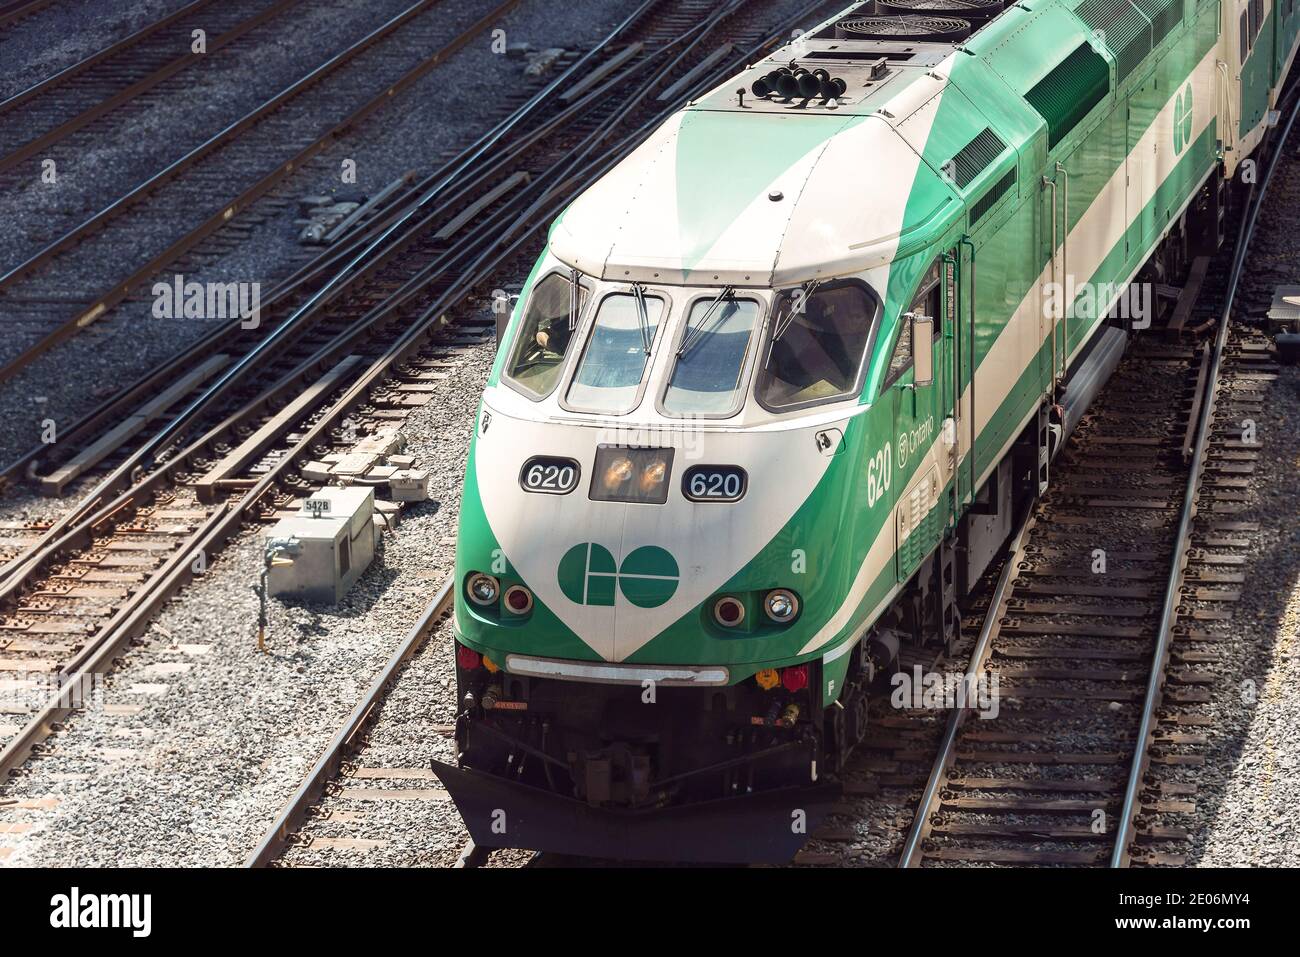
1110 86 1300 867
0 0 305 174
244 581 453 868
0 0 55 29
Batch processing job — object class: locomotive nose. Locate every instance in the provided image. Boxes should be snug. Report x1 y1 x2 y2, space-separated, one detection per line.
466 393 850 666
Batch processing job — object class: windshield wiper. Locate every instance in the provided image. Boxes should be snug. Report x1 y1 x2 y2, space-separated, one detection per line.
632 282 652 355
567 268 581 330
771 280 820 343
765 280 821 369
677 285 735 359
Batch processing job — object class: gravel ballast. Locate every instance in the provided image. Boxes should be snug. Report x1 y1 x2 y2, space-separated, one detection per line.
1185 144 1300 864
0 0 197 101
0 333 495 866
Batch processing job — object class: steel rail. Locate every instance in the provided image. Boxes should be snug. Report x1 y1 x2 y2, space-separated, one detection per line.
0 0 873 634
897 511 1035 868
0 0 666 494
0 504 234 778
3 0 826 559
0 0 835 802
0 0 712 629
0 0 519 385
0 0 216 116
244 580 453 867
1109 89 1300 867
0 0 306 174
0 0 712 700
0 0 445 293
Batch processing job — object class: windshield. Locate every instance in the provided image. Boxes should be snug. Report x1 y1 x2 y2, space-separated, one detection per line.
503 272 588 399
662 297 759 416
565 292 664 414
756 281 878 410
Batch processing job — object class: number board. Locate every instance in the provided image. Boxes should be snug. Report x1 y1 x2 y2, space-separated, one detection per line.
519 456 581 495
682 465 747 503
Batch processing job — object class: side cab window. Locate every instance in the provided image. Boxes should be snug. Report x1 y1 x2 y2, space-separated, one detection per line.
881 258 944 391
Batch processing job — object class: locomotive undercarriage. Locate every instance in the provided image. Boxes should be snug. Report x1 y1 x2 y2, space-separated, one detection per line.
435 662 854 862
455 671 824 807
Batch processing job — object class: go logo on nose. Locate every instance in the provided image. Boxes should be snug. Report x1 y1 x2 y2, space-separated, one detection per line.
557 543 679 608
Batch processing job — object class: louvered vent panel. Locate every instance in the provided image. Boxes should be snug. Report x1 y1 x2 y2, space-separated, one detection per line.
970 168 1016 223
1075 0 1154 82
949 127 1006 188
1134 0 1184 46
1023 42 1111 149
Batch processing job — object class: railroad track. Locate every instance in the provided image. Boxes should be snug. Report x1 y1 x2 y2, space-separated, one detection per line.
234 0 856 868
0 0 55 30
0 0 305 178
245 579 454 868
0 0 830 581
0 0 842 799
0 39 575 779
0 0 520 384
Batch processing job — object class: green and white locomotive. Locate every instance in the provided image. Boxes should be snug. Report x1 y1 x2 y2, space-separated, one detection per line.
433 0 1299 861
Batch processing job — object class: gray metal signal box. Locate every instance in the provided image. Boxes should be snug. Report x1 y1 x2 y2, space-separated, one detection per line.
265 486 376 604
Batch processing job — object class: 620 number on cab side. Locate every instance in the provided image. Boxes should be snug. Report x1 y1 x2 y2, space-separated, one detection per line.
682 465 747 503
519 456 580 495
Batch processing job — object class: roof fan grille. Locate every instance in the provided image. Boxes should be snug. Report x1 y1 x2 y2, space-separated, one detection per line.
878 0 1005 18
835 14 974 40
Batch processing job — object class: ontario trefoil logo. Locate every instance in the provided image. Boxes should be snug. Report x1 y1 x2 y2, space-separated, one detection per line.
558 543 679 608
1173 83 1194 154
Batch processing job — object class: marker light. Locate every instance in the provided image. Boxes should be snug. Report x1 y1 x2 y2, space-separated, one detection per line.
713 596 745 627
781 664 809 692
466 573 500 607
755 668 780 691
457 643 482 670
503 585 533 615
764 589 800 623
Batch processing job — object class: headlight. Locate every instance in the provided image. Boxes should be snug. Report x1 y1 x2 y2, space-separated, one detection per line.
603 456 634 490
590 446 674 504
764 589 800 623
639 459 667 494
466 573 500 606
